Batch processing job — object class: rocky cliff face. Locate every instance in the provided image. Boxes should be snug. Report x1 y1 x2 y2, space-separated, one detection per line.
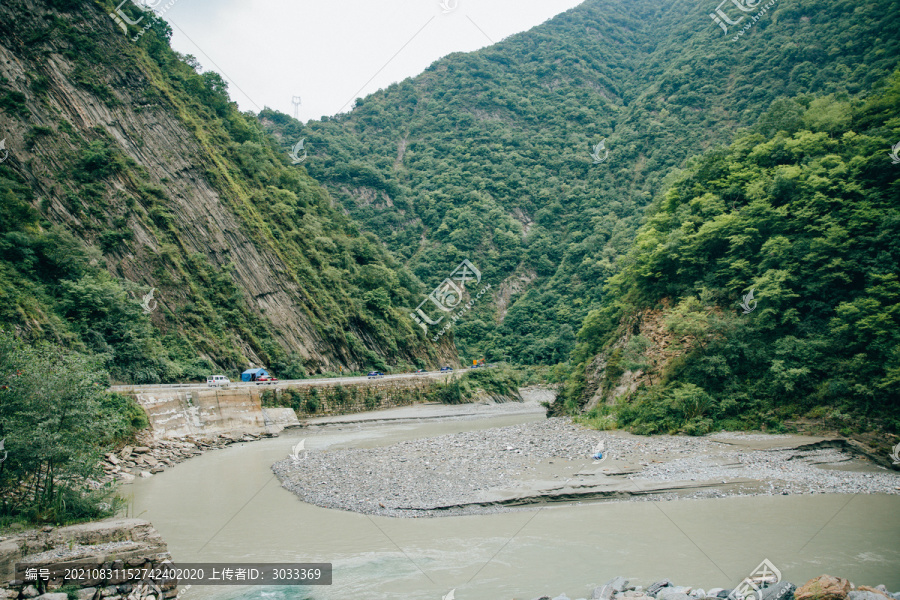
578 306 686 411
0 0 454 377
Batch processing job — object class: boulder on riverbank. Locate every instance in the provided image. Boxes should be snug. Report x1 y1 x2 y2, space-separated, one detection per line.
796 576 852 600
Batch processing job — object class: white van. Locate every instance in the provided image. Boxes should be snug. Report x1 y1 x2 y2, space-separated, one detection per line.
207 375 230 387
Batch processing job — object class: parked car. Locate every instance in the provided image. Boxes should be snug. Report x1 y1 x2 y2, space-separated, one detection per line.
415 369 427 373
256 375 279 385
207 375 230 387
440 366 453 372
367 371 384 379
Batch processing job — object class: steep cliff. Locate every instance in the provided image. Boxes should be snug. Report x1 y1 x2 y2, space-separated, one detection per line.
0 0 455 382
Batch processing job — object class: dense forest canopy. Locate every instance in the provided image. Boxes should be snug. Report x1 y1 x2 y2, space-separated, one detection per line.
557 76 900 432
261 0 900 366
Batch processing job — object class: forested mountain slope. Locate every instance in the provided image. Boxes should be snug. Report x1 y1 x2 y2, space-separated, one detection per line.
263 0 900 365
0 0 452 383
556 76 900 432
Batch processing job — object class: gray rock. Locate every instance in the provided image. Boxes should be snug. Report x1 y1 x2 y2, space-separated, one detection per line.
849 593 888 600
101 586 118 597
647 581 673 597
708 590 726 598
691 590 706 598
761 582 795 600
659 590 692 600
593 577 630 600
658 594 691 600
36 594 68 600
77 588 98 600
22 586 40 598
716 592 732 599
552 595 571 600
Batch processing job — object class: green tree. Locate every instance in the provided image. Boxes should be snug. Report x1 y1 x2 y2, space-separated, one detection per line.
0 332 141 524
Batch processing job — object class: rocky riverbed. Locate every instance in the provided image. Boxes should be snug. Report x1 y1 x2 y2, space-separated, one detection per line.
530 574 900 600
96 430 278 485
272 417 900 517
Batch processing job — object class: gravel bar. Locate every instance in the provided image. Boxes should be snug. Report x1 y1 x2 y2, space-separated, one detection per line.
273 417 900 518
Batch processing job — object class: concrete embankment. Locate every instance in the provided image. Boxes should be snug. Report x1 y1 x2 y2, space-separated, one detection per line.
124 375 459 439
106 375 481 481
0 519 174 600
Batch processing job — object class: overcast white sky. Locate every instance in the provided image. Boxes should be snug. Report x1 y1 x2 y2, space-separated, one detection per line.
149 0 584 121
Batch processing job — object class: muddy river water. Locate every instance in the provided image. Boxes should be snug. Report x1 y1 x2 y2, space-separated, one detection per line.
126 411 900 600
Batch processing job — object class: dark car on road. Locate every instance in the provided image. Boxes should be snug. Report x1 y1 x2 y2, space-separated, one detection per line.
415 369 427 373
367 371 384 379
440 366 453 372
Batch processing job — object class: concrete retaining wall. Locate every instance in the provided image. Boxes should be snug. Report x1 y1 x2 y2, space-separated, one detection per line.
260 377 442 418
130 377 452 439
134 387 276 439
